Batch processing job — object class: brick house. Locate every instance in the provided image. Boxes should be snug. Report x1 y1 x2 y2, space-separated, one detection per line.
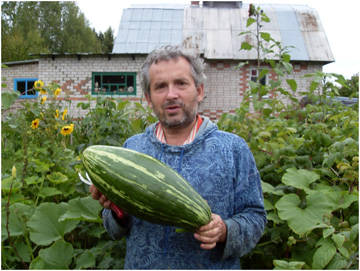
1 1 334 120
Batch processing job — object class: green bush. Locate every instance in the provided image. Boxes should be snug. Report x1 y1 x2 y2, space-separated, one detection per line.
1 83 151 269
218 85 358 269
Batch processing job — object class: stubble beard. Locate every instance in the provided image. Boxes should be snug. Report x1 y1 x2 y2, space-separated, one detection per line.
157 99 198 131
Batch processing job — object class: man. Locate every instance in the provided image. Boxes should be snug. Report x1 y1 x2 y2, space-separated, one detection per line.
90 45 266 269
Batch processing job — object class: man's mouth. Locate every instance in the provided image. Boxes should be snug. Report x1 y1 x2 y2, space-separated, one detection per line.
165 104 181 114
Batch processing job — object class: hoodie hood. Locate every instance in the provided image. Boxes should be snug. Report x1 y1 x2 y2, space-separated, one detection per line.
145 116 217 153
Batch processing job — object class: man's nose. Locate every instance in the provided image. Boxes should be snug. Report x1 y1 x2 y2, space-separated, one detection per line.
166 85 179 100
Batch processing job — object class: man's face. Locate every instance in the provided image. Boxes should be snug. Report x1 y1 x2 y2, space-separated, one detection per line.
145 57 204 130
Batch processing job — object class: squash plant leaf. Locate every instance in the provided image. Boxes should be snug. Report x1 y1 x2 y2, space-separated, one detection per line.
1 203 35 240
38 187 62 198
38 240 74 269
59 196 103 223
273 260 305 270
1 176 23 193
281 168 319 194
47 172 69 184
27 202 79 246
322 190 359 212
275 192 333 236
75 250 96 269
1 91 20 109
29 256 45 269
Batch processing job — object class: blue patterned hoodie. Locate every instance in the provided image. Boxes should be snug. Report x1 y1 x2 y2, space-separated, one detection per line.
102 117 266 269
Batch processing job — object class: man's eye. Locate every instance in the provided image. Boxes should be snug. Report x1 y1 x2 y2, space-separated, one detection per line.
154 84 166 91
177 81 187 86
157 84 166 89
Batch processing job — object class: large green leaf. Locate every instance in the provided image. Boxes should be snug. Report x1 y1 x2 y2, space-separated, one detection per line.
1 176 22 193
1 91 20 109
326 253 348 270
312 243 336 269
27 202 79 246
246 17 256 27
273 260 305 270
326 190 358 211
1 203 35 240
38 240 74 269
266 212 282 224
46 172 69 184
261 181 275 193
75 250 96 269
38 187 62 198
59 196 103 223
281 168 319 194
275 192 333 235
260 32 271 42
286 79 297 91
240 41 253 50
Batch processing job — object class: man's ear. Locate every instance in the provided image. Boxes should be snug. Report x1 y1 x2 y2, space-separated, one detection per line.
145 92 153 109
197 84 204 103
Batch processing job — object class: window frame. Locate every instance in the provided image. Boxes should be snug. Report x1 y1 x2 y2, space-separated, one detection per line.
92 72 137 96
14 78 39 99
250 68 267 86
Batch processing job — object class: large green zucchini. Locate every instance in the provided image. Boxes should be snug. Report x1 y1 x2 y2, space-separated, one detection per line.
82 145 211 232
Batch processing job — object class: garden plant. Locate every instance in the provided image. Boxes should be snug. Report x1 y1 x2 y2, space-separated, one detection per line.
1 5 358 270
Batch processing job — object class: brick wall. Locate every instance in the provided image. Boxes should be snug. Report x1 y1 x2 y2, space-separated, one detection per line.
1 55 323 121
37 55 146 118
1 61 39 114
200 59 323 120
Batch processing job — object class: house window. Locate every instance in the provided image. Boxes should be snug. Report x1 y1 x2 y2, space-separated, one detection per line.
250 68 267 85
14 78 38 99
92 72 136 95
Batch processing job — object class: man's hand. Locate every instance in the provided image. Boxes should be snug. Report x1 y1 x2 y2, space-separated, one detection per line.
89 184 112 209
194 214 227 250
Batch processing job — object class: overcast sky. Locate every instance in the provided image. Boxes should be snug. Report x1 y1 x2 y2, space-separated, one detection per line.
76 0 360 79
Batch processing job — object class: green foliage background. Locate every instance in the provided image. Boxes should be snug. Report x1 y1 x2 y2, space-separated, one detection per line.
1 4 359 270
1 1 115 63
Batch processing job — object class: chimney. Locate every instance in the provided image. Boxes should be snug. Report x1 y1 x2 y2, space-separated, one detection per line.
191 1 200 7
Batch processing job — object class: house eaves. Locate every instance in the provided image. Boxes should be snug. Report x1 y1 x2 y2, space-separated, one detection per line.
3 59 39 66
112 2 334 64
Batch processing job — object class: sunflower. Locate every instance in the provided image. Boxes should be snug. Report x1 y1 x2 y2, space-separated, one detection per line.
40 96 47 105
62 108 68 120
55 109 59 118
34 80 44 90
60 124 74 136
54 88 61 98
31 118 40 129
34 80 47 94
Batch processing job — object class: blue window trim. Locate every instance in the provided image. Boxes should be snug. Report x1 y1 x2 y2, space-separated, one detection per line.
14 78 39 99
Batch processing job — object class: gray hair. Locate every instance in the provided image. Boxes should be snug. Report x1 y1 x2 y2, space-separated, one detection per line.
140 45 206 95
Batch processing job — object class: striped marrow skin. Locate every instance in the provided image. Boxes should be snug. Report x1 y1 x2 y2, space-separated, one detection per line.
82 145 212 232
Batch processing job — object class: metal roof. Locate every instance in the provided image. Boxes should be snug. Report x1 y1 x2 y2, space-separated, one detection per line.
112 2 334 63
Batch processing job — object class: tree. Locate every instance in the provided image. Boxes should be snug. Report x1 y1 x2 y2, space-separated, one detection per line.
1 1 112 62
101 27 115 53
338 73 359 97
